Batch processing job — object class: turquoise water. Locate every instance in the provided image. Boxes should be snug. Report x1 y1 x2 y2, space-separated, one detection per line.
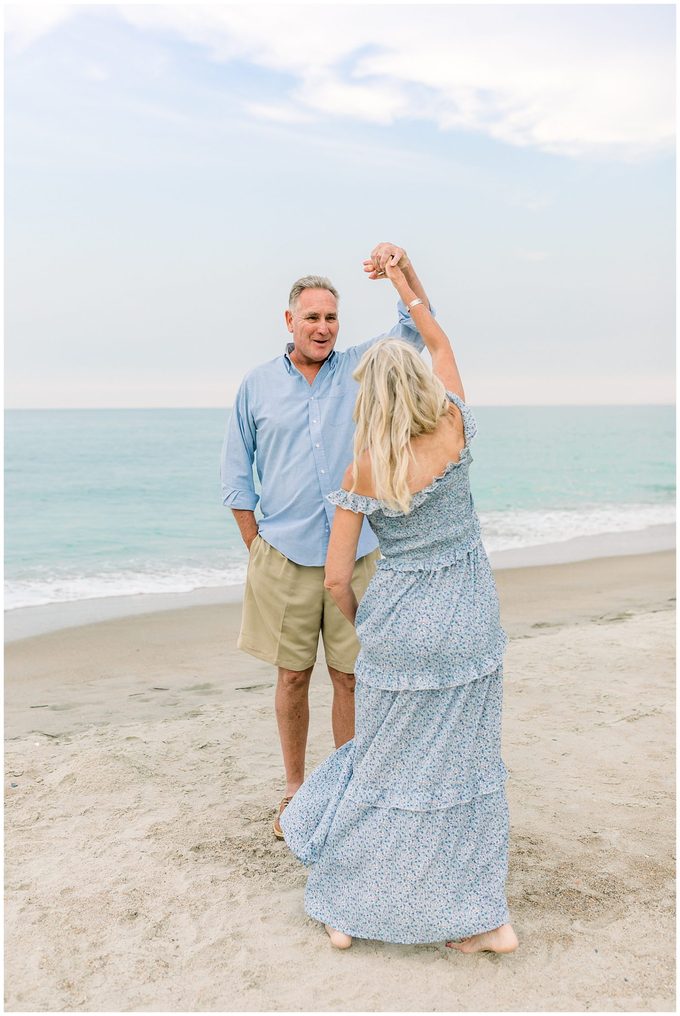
5 406 675 608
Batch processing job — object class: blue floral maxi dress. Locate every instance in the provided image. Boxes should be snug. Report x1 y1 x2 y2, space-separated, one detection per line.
280 393 510 944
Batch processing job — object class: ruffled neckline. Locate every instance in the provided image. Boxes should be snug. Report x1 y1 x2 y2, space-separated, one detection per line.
327 445 471 517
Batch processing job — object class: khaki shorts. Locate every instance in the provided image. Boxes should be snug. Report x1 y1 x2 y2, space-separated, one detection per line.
237 535 379 673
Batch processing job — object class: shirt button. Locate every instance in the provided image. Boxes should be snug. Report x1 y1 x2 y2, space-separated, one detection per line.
315 443 320 448
312 419 318 424
321 469 325 474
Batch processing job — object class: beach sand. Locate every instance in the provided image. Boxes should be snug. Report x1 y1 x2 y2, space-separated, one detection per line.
5 551 676 1012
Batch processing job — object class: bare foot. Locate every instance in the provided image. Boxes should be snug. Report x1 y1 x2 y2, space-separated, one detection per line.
446 923 518 954
324 924 352 949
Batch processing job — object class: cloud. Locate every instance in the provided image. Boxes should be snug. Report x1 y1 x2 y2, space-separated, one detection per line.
8 5 675 159
4 3 75 52
242 101 316 125
117 4 674 160
291 71 411 125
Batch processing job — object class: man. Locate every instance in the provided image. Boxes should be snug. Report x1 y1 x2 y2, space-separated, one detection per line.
220 242 432 838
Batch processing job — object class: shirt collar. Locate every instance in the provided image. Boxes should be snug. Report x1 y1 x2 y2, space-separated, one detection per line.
283 343 337 375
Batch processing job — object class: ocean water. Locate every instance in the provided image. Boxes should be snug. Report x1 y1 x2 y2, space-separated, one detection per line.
5 406 675 610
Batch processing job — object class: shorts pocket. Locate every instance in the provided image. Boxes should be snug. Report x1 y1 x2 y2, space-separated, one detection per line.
248 533 261 556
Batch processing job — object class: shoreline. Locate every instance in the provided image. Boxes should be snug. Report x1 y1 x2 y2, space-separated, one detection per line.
4 522 675 643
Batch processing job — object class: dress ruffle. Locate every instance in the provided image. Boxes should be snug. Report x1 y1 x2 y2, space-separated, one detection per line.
355 635 508 690
282 668 507 862
347 668 507 809
325 487 383 516
326 450 473 518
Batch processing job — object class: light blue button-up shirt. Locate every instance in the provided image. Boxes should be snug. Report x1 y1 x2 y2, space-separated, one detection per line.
220 300 428 566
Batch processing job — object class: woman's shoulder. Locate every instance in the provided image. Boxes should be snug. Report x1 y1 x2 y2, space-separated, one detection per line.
342 455 377 498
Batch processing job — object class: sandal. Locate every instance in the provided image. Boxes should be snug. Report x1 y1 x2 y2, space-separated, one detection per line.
273 795 293 839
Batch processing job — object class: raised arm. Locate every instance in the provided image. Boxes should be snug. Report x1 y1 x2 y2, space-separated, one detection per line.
349 242 433 360
365 242 432 310
380 259 465 401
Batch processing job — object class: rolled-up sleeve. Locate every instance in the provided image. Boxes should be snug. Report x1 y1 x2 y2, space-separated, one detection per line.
220 379 259 510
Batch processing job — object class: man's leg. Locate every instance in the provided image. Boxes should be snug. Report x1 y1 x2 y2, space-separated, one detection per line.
236 536 322 813
326 666 356 748
275 664 314 797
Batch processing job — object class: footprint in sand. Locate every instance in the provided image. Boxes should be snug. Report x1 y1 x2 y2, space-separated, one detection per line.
183 683 222 695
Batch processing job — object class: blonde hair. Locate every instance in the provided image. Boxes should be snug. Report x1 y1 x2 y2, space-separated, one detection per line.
351 339 449 513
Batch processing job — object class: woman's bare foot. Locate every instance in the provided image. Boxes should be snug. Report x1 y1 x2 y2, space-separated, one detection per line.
446 923 518 954
324 924 352 949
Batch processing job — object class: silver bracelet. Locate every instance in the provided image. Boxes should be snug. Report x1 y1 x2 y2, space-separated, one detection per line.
407 297 423 310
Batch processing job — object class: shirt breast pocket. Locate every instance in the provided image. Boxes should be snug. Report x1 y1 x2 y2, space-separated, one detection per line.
323 384 355 427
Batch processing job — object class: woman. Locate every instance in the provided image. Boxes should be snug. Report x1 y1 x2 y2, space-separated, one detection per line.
280 252 518 954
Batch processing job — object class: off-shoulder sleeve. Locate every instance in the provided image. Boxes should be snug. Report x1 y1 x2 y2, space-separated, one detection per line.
326 488 383 515
446 390 477 443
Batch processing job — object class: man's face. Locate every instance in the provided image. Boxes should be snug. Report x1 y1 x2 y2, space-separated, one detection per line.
285 288 339 366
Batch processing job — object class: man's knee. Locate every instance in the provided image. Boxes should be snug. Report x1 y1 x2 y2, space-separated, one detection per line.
327 667 356 693
277 666 314 691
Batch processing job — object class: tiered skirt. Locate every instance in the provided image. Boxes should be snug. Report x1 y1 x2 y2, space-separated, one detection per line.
280 664 510 944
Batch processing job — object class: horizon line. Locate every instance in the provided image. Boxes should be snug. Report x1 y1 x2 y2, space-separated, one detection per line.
4 402 676 411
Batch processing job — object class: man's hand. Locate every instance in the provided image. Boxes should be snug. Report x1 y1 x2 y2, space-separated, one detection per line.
362 241 431 313
384 260 407 287
232 509 259 550
363 242 411 280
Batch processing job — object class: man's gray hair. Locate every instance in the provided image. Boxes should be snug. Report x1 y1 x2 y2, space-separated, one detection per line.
288 275 339 310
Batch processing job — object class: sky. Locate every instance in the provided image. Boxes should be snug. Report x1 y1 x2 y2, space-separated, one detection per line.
5 2 676 407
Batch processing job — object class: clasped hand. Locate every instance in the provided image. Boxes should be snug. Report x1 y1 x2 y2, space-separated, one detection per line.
363 242 410 282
